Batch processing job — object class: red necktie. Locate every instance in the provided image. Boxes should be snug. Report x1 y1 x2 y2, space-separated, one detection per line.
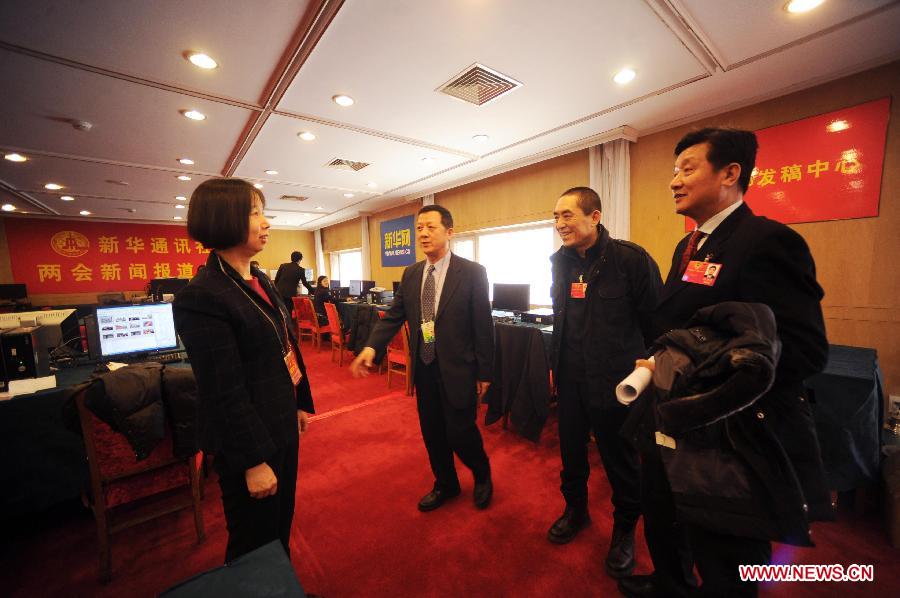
678 230 705 275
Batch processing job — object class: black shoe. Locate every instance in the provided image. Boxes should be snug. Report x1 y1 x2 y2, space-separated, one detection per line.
605 522 636 578
417 487 460 512
617 574 690 598
473 477 493 509
547 506 591 544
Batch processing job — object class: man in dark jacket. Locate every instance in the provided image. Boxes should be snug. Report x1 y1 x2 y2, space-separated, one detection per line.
274 251 315 305
549 187 663 578
618 128 829 598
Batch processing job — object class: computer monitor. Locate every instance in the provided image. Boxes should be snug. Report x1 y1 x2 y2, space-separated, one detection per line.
492 283 530 312
149 277 190 301
329 279 341 290
392 281 400 294
348 280 362 297
95 303 179 359
0 308 80 351
360 280 376 296
0 283 27 301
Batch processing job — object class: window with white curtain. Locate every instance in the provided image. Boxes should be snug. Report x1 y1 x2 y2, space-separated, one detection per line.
329 249 363 285
451 223 559 307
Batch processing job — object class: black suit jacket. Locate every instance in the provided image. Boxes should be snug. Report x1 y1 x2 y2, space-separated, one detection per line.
649 202 831 518
174 252 314 475
274 262 314 299
365 253 494 409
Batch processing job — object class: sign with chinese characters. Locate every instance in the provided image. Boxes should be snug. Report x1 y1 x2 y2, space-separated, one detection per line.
686 97 890 229
381 214 415 267
6 218 210 293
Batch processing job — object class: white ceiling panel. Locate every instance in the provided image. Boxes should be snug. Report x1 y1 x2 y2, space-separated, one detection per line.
0 0 313 104
277 0 705 150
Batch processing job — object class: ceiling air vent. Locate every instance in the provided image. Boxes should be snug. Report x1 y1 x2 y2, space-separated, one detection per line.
437 63 522 106
279 195 308 202
325 158 370 172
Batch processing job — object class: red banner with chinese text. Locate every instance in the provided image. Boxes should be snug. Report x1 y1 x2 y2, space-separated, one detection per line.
686 97 890 230
5 218 210 293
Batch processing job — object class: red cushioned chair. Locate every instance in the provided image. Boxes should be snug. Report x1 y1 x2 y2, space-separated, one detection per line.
292 296 315 347
74 387 205 583
323 302 351 366
386 322 413 396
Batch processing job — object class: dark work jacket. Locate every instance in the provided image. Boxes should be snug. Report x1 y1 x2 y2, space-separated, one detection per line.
648 202 831 521
550 225 663 408
625 302 813 546
77 363 199 460
313 286 333 317
174 252 314 475
274 261 314 300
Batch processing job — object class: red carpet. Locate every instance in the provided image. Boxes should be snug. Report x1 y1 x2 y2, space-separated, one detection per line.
3 345 899 596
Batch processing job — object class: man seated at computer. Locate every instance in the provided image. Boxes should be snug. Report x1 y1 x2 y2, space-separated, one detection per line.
313 276 333 325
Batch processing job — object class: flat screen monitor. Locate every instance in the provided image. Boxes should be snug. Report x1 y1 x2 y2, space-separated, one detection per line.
492 283 530 312
0 308 79 351
0 283 27 301
348 280 362 297
360 280 376 296
96 303 179 358
149 277 189 301
329 279 341 290
392 281 400 294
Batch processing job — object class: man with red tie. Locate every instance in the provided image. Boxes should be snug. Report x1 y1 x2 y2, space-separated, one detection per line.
618 128 830 597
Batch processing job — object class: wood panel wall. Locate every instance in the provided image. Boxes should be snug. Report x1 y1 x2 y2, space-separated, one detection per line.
630 60 900 397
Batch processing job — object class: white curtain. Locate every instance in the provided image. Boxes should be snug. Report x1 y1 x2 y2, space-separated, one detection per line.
421 193 434 206
360 216 371 279
589 138 631 241
314 229 325 278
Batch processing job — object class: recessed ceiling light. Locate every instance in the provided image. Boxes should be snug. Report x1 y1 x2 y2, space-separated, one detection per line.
784 0 825 13
367 182 377 188
60 195 74 201
178 158 195 165
315 206 324 210
181 109 206 121
79 210 91 216
826 119 850 133
175 195 187 201
472 134 490 143
45 183 63 190
421 157 434 164
614 68 636 85
343 193 355 198
186 52 218 69
175 204 185 209
297 131 316 141
1 204 16 212
332 94 355 107
264 169 279 175
174 216 183 221
4 153 27 162
254 183 263 189
177 175 192 181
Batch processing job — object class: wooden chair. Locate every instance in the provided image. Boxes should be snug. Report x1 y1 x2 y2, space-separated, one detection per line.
292 296 315 347
73 386 205 582
386 322 413 395
323 302 351 365
304 296 332 350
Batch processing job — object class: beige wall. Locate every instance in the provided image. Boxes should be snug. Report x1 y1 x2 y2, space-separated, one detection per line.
630 60 900 397
255 228 317 277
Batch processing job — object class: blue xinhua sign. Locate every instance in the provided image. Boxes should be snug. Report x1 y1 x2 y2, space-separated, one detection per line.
381 215 415 267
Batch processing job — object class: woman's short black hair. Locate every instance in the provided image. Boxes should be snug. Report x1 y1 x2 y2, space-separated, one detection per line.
187 178 265 250
316 275 328 288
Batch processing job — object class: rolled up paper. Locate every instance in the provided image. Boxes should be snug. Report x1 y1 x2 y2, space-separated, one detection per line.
616 356 655 405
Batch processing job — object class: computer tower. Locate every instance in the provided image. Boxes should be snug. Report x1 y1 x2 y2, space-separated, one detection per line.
83 313 102 361
1 326 52 380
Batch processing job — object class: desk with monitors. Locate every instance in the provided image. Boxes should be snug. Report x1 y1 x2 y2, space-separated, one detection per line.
492 282 530 313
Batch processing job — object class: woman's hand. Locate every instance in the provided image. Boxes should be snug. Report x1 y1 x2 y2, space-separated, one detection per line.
298 410 309 435
245 462 278 499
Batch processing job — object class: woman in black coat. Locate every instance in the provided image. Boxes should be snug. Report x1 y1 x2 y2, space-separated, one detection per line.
312 275 333 326
173 178 314 563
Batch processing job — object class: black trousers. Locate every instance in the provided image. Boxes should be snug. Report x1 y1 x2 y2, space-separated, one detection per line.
688 525 771 597
556 374 641 527
414 358 490 491
216 436 299 563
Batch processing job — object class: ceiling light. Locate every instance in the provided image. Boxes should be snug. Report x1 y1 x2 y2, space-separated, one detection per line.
254 183 263 189
45 183 63 190
79 210 91 216
187 52 218 69
4 153 27 162
174 216 183 221
175 195 187 201
178 158 195 165
827 120 850 133
264 169 279 175
175 204 185 209
315 206 324 210
784 0 825 13
421 157 434 164
177 175 192 181
614 68 636 85
1 204 16 212
60 195 74 201
332 94 355 107
343 193 354 198
472 134 490 143
181 109 206 121
367 182 377 188
297 131 316 141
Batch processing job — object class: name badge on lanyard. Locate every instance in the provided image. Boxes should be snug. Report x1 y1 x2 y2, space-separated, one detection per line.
570 274 587 299
284 349 303 385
